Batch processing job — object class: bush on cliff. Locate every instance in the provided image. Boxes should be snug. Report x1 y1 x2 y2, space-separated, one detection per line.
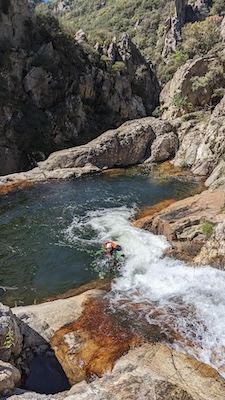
181 16 223 59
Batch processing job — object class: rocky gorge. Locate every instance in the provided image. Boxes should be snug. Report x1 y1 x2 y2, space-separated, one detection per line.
0 0 159 176
1 93 225 398
1 0 225 399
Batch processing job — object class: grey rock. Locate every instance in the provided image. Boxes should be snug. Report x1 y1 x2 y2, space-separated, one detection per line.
0 360 21 394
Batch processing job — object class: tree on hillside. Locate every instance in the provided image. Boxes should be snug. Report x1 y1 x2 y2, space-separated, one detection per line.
210 0 224 16
181 16 223 58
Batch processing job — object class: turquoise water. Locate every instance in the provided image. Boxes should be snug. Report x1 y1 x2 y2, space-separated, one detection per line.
0 169 199 306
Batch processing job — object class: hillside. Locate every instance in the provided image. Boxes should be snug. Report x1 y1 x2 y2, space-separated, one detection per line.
0 0 225 175
42 0 225 84
46 0 168 57
0 0 159 175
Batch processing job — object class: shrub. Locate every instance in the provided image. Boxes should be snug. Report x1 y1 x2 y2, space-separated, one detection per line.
111 61 128 75
81 42 100 64
172 94 193 112
210 0 224 16
156 51 189 86
181 16 222 58
191 62 225 104
201 221 214 237
135 64 147 79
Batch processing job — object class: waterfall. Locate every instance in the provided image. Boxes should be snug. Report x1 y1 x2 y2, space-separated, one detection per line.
72 206 225 377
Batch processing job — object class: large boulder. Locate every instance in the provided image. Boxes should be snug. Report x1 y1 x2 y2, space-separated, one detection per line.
160 57 225 119
65 343 225 400
37 117 177 172
204 160 225 192
191 94 225 175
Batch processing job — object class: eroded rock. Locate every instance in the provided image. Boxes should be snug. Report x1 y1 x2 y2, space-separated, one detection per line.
172 94 225 177
160 57 225 119
0 117 178 193
133 191 225 263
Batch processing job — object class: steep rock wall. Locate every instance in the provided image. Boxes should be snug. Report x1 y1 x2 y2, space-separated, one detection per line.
0 0 160 176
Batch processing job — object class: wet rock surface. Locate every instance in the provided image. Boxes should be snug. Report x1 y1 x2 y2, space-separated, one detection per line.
1 291 225 400
50 297 142 385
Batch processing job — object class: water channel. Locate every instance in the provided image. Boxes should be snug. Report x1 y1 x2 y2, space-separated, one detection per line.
1 167 225 379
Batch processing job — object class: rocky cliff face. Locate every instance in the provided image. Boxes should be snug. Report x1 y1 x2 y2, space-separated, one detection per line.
162 0 214 58
160 56 225 119
0 0 159 176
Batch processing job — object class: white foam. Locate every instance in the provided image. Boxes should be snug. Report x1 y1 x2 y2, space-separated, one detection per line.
66 206 225 377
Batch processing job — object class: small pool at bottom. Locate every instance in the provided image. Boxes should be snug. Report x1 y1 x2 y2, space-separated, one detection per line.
23 352 71 394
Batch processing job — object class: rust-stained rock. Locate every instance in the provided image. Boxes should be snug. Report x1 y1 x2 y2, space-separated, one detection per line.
133 191 225 263
0 180 34 195
50 298 142 384
133 199 177 224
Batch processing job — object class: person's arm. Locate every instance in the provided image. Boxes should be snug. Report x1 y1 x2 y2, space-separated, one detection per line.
95 249 105 255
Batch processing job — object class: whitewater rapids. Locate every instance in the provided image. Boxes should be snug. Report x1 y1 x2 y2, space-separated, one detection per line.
65 206 225 378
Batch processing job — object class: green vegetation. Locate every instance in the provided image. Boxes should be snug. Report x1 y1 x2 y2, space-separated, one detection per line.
181 16 223 58
35 0 225 86
0 322 15 350
210 0 225 16
38 0 173 81
111 61 128 75
201 221 214 237
157 50 189 86
220 205 225 213
172 94 193 112
191 60 225 105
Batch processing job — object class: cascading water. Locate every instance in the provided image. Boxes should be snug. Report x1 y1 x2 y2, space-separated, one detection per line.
1 169 223 379
68 206 225 379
